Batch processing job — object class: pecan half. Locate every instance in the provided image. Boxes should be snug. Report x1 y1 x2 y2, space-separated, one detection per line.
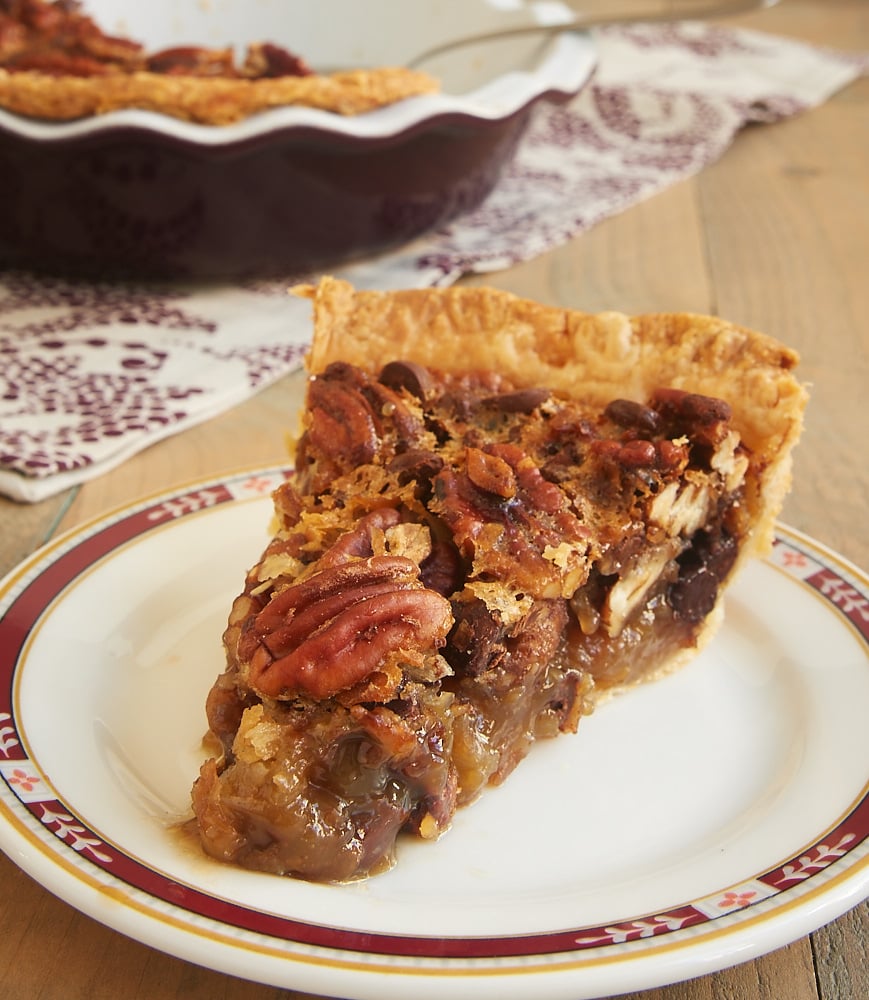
303 365 380 470
317 507 403 568
297 363 426 490
433 442 589 600
465 446 517 499
238 556 453 700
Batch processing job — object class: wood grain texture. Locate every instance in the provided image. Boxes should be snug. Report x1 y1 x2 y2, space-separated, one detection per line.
696 84 869 567
812 903 869 1000
0 2 866 999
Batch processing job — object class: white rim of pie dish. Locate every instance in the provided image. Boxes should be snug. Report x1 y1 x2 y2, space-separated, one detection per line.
0 32 596 147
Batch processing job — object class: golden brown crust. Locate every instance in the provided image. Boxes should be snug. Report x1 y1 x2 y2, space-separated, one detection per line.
191 279 807 880
297 275 807 635
0 65 439 124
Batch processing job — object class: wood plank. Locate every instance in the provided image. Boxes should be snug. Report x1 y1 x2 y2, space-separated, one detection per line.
463 178 715 315
696 72 869 569
617 938 818 1000
0 853 309 1000
813 902 869 1000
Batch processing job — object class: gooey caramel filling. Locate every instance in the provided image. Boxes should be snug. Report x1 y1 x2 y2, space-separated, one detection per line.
191 360 748 882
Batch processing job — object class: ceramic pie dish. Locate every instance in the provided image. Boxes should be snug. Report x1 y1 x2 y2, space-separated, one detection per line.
0 0 597 280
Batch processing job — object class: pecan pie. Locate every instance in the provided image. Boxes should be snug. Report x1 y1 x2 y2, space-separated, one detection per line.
0 0 437 123
190 277 806 882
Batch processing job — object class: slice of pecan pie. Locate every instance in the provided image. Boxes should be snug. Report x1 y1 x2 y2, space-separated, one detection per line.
0 0 437 123
190 277 806 882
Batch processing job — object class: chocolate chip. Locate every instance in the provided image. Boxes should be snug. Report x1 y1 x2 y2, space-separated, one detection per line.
651 388 732 435
388 448 444 484
670 529 738 623
484 387 551 413
379 360 433 399
444 599 508 677
604 398 662 435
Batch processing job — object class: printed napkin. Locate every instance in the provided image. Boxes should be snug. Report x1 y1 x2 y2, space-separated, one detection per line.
1 21 865 503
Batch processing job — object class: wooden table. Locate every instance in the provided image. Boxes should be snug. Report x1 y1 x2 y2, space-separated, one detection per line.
1 2 866 997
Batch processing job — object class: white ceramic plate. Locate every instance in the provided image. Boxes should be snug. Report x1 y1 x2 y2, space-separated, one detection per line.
1 468 867 1000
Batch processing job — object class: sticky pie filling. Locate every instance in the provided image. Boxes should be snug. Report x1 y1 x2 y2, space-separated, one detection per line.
191 355 761 882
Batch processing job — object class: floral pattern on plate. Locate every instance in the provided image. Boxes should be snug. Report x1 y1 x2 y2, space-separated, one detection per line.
0 470 866 997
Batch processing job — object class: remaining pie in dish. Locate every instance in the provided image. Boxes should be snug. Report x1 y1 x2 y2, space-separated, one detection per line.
0 0 437 123
190 277 807 882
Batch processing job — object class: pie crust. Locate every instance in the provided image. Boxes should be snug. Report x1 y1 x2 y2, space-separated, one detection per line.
190 278 806 882
0 65 438 123
0 1 437 123
304 278 806 571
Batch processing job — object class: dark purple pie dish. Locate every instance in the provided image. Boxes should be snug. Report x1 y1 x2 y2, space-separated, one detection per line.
0 1 596 281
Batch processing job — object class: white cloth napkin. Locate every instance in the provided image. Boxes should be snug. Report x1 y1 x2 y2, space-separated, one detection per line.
1 22 865 503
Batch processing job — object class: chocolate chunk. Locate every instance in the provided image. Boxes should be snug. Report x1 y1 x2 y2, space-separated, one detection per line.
484 387 551 413
379 360 433 400
604 398 663 435
388 448 444 485
444 599 508 677
670 529 738 623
